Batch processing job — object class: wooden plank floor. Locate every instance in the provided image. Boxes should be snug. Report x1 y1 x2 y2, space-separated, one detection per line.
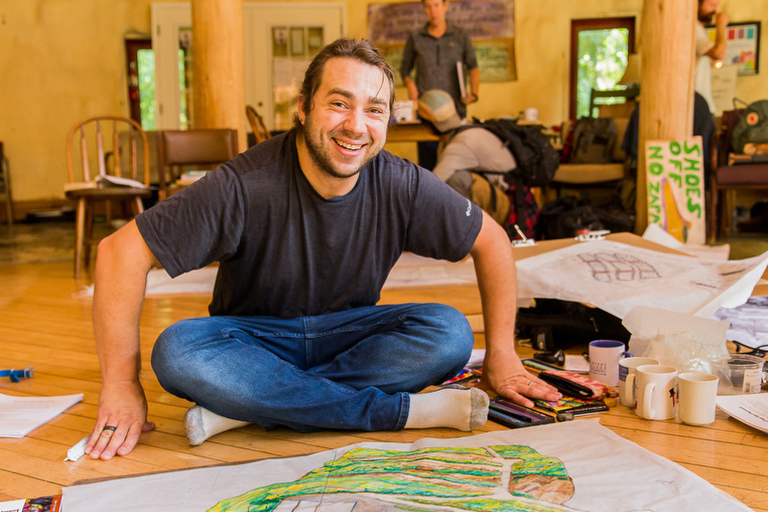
1 260 767 511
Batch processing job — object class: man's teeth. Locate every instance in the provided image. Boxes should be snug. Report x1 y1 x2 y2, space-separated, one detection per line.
335 139 363 150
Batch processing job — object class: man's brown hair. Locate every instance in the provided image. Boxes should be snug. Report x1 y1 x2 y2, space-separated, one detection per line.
296 38 395 125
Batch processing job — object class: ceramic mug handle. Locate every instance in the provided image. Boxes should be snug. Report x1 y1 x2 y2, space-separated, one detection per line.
643 382 656 420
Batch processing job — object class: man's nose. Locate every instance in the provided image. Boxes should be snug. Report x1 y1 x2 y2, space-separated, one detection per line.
343 108 366 135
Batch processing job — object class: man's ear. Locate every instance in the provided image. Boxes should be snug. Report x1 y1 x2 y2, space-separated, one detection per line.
297 94 306 124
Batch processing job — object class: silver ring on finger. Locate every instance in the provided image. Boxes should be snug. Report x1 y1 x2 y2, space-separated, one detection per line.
527 380 534 387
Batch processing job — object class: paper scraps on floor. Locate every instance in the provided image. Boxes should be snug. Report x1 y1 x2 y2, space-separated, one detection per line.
0 393 83 438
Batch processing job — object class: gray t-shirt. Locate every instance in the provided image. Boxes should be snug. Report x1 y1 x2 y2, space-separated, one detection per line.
400 23 478 119
136 130 483 318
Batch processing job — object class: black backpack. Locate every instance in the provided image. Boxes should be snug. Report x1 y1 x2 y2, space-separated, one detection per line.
569 117 618 164
537 196 633 240
731 99 768 154
516 299 630 351
465 118 560 188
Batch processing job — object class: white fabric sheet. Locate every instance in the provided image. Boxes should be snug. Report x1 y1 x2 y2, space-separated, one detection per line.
61 420 752 512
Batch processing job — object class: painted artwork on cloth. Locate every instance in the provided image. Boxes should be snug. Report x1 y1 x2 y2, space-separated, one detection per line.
61 420 752 512
209 444 578 511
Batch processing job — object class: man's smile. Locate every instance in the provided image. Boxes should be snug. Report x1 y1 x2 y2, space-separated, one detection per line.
334 138 365 151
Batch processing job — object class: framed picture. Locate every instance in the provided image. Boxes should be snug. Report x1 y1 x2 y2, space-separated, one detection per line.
707 21 760 76
290 27 305 56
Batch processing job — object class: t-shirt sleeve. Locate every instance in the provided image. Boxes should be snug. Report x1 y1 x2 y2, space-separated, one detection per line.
135 167 246 278
696 24 715 57
400 32 416 79
463 31 479 70
404 167 483 262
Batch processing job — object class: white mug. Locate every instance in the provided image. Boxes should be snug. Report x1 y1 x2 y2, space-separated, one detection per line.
524 107 538 121
678 372 719 426
589 340 632 387
618 357 659 407
635 365 678 420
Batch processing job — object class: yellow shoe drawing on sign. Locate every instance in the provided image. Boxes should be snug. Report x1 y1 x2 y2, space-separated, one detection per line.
662 178 691 243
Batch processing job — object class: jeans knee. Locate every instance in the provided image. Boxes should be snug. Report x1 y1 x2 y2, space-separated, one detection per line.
151 319 202 386
414 304 474 370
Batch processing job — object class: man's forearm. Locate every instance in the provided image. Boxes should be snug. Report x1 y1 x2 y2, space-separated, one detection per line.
469 67 480 100
93 222 155 385
470 214 517 359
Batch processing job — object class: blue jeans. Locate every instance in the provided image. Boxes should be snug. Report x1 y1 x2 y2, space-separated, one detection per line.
150 303 473 432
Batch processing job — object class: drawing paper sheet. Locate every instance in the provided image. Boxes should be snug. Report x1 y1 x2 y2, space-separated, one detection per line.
717 393 768 434
712 296 768 349
0 393 83 438
61 420 751 512
642 223 730 261
515 240 768 319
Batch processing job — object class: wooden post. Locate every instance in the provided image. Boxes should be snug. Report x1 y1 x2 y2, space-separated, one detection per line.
636 0 696 234
191 0 247 152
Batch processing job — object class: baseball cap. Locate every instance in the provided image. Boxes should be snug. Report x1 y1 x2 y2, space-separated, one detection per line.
417 89 462 133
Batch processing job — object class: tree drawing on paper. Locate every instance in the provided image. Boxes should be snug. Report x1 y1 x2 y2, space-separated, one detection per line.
578 253 661 283
207 444 615 512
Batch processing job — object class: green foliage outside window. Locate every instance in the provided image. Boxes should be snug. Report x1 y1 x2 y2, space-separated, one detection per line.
576 28 629 119
137 49 156 131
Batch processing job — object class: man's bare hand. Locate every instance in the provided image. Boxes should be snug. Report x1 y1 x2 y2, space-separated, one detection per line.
85 380 155 460
479 349 561 408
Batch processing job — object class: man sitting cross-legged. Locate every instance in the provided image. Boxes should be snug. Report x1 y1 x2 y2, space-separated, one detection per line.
85 38 559 460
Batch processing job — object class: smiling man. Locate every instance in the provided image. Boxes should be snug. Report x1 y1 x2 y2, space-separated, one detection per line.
85 38 558 461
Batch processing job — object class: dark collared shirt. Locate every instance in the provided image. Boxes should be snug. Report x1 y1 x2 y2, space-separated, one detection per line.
400 22 478 118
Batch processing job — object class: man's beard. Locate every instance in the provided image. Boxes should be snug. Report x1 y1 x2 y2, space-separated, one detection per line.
698 10 715 24
299 117 381 180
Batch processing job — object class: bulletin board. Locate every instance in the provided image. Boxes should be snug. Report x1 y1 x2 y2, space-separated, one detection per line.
707 21 761 76
367 0 516 84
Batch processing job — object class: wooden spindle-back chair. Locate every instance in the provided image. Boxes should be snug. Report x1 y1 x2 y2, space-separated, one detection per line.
246 105 271 145
65 115 152 278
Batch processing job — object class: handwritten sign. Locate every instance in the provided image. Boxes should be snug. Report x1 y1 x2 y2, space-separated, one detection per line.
645 138 706 245
368 0 516 83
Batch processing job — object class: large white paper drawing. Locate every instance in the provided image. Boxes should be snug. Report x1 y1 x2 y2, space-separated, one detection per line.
516 240 768 319
61 420 751 512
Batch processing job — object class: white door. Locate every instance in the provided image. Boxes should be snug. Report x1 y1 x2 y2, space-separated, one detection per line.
152 2 346 131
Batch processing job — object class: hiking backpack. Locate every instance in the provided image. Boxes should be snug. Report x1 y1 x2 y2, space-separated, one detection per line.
569 117 618 164
731 99 768 154
467 118 560 188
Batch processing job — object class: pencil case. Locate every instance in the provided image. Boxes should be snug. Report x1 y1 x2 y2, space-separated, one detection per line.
539 370 617 399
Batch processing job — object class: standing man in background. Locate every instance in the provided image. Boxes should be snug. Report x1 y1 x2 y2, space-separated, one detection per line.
400 0 480 169
696 0 729 113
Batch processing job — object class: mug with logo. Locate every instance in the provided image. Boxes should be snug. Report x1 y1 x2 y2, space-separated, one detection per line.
618 357 659 407
635 365 678 421
588 340 632 387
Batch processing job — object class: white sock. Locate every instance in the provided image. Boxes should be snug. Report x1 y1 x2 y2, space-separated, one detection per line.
184 405 250 446
404 385 489 431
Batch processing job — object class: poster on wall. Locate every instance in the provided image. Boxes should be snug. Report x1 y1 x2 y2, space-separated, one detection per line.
645 137 706 245
367 0 516 84
706 21 760 76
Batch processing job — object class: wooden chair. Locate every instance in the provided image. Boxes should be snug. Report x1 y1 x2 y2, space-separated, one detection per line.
157 129 239 200
708 109 768 242
65 115 151 278
246 105 271 145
